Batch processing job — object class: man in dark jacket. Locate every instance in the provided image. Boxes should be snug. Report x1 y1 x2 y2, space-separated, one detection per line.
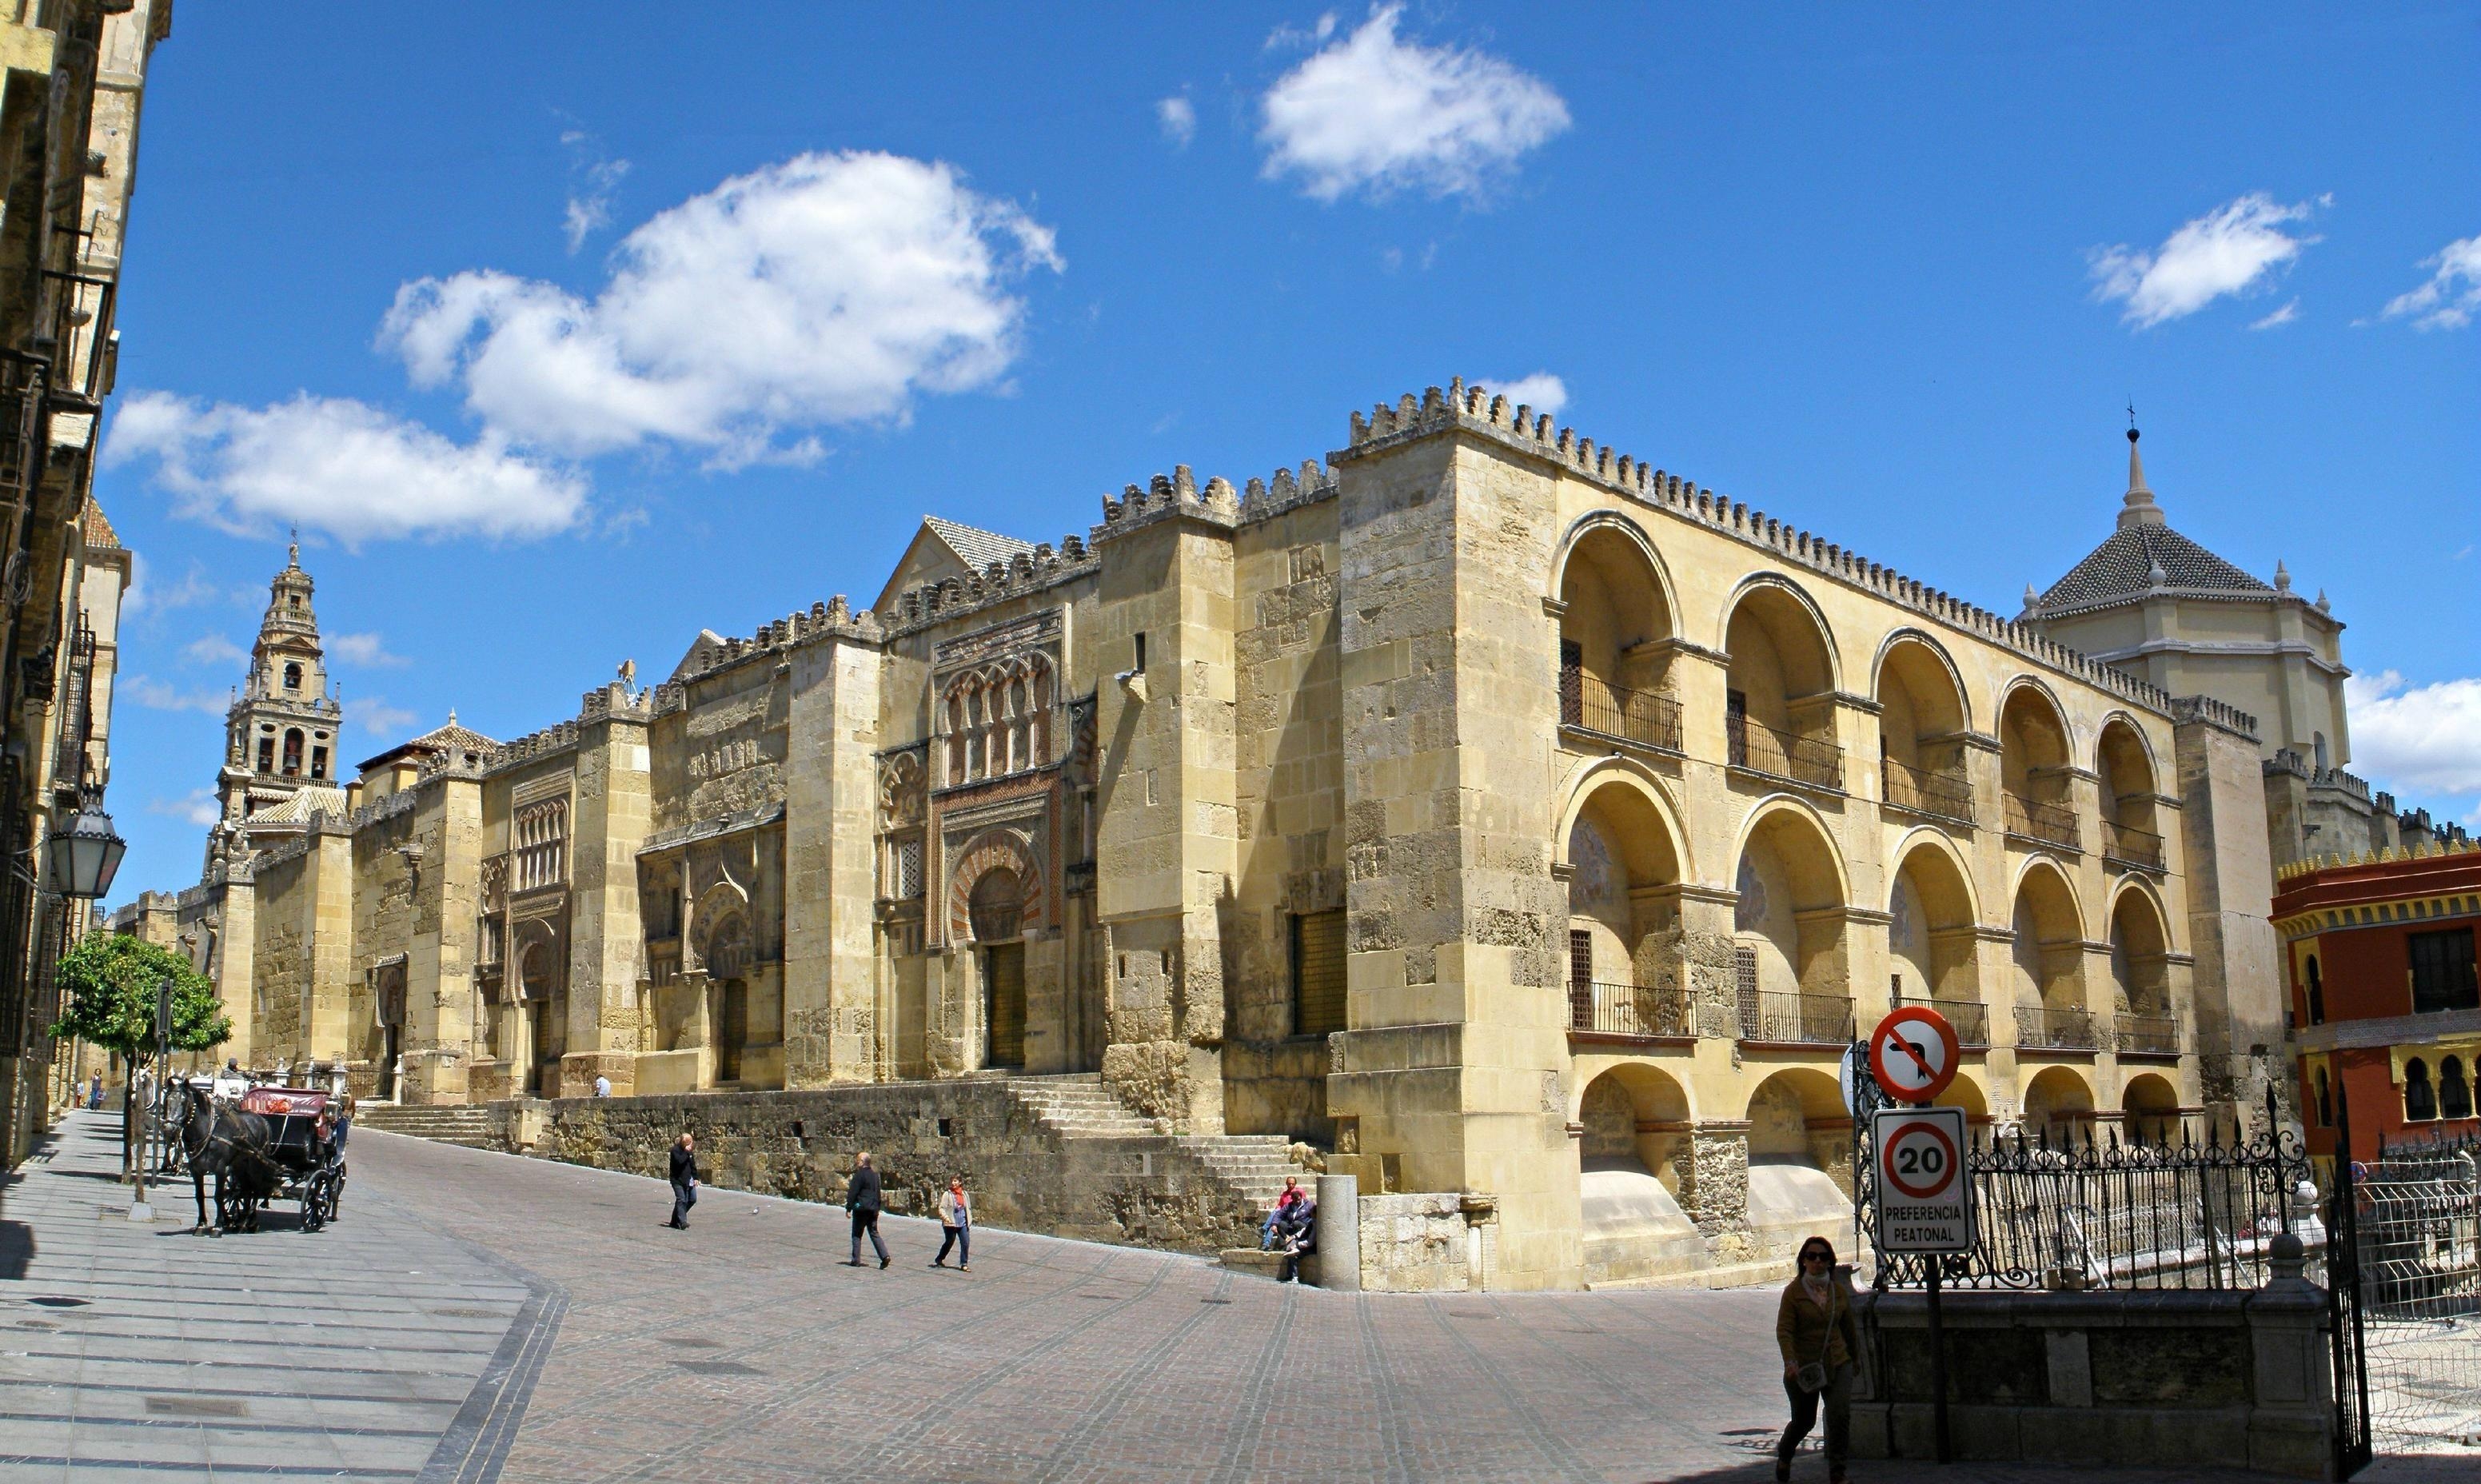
844 1151 889 1267
667 1133 698 1230
1274 1198 1317 1283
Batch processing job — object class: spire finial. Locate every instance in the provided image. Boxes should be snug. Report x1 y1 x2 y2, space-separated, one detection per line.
2274 559 2292 592
286 525 300 569
2117 413 2164 530
448 707 458 728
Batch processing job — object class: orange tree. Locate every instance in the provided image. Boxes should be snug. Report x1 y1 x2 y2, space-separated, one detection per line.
50 934 226 1168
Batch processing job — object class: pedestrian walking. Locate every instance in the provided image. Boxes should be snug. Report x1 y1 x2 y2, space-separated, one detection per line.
1773 1235 1859 1483
86 1071 102 1110
933 1175 971 1270
667 1133 699 1230
844 1151 889 1267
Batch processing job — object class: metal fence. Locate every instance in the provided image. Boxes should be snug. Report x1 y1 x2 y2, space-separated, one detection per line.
1568 979 1692 1038
2350 1140 2481 1456
1863 1087 2313 1292
2013 1003 2098 1051
2002 791 2080 852
1727 713 1842 791
1893 994 1987 1046
1737 989 1853 1045
1882 759 1973 824
2102 819 2165 871
1558 669 1683 753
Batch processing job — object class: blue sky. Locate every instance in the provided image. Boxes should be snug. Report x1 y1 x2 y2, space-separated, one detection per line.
96 3 2479 901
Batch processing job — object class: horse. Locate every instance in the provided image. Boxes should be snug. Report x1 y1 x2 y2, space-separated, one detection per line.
174 1082 276 1235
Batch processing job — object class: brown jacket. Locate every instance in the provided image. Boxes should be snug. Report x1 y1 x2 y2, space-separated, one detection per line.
1775 1276 1860 1371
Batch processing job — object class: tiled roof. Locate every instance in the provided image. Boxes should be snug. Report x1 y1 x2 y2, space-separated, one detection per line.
2038 523 2272 612
923 516 1034 572
405 720 499 755
243 786 349 827
81 501 119 549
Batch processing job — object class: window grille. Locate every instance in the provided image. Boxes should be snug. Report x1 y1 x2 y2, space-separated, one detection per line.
895 838 924 900
514 799 568 892
1293 910 1347 1037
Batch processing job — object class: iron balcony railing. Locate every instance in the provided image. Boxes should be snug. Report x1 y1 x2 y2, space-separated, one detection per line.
1727 713 1843 792
2015 1003 2099 1051
1737 989 1855 1044
2118 1012 2180 1055
1882 758 1973 825
2003 792 2081 852
1895 993 1988 1046
50 624 95 797
2103 820 2165 872
1558 668 1683 753
1568 979 1693 1038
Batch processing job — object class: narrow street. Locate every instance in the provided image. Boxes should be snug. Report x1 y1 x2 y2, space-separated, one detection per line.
2 1109 2461 1482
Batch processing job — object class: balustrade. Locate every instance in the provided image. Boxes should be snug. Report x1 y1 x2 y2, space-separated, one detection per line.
2014 1003 2098 1051
1558 668 1684 753
1881 758 1973 825
2103 820 2164 871
1895 993 1988 1046
2002 791 2080 852
1727 713 1843 791
2116 1012 2180 1055
1737 988 1855 1044
1568 979 1693 1038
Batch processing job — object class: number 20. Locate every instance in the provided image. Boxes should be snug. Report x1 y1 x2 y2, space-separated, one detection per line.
1895 1143 1945 1176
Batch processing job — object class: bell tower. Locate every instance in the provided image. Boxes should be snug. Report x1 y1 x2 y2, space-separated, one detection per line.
205 540 346 869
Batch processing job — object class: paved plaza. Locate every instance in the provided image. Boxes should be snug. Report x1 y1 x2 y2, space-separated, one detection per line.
0 1110 2468 1482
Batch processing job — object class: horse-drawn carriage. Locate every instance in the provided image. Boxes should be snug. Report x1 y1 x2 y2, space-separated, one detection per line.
170 1078 348 1234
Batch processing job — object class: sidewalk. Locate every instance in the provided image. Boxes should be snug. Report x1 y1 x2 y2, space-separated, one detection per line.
0 1108 555 1482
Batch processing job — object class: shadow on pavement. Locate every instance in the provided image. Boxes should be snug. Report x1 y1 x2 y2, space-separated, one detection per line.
0 1217 29 1279
1615 1454 2478 1483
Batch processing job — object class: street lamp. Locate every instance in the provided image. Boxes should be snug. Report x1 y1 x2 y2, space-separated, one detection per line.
46 793 126 901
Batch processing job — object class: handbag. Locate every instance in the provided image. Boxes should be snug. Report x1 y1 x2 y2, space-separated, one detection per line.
1794 1284 1835 1393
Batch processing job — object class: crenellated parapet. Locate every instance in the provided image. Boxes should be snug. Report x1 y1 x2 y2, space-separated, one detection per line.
484 719 581 776
2171 695 2261 740
876 534 1100 640
661 595 890 686
1239 460 1338 523
1342 376 2192 721
2263 747 2370 800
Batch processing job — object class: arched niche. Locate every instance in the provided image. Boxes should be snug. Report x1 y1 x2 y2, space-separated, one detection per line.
1562 772 1687 1031
1556 517 1680 744
1888 833 1980 1016
1721 578 1841 780
1875 632 1973 822
1732 799 1852 1019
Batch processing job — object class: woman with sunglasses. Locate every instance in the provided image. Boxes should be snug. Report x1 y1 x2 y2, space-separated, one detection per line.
1773 1235 1859 1482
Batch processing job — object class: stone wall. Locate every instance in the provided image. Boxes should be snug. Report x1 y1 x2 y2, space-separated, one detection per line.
493 1083 1266 1254
1852 1243 2333 1477
1354 1191 1491 1292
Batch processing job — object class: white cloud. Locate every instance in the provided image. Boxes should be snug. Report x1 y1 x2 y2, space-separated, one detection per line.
2088 192 2324 329
105 391 588 545
147 790 222 828
2248 298 2300 330
328 631 409 667
2346 671 2481 817
125 674 228 714
1474 372 1566 417
381 150 1063 465
347 696 418 736
1258 5 1570 204
1266 13 1338 51
131 558 252 618
1156 96 1196 149
2377 233 2481 331
181 633 246 668
560 130 632 255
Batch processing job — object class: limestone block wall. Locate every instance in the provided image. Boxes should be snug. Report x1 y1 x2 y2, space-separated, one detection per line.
504 1083 1264 1254
566 688 652 1097
1355 1192 1490 1292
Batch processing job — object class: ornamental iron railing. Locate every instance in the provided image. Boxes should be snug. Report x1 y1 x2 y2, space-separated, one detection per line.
1737 988 1855 1044
2015 1003 2098 1051
1558 668 1683 752
1895 993 1988 1046
2118 1012 2180 1055
1861 1084 2313 1293
2004 791 2081 852
1569 979 1693 1038
1728 713 1842 791
1882 758 1974 825
2104 819 2166 871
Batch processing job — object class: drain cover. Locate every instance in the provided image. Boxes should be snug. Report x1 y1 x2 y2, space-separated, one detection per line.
146 1395 246 1418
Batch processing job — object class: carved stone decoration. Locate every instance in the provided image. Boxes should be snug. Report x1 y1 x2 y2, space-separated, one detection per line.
879 747 926 830
945 826 1044 943
1067 695 1098 787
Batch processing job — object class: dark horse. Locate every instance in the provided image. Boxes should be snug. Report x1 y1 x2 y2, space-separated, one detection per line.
174 1082 276 1234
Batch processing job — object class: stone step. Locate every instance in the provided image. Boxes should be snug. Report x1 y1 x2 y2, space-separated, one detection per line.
1217 1247 1321 1285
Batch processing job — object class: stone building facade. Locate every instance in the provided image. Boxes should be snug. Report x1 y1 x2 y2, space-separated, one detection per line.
0 0 168 1169
125 379 2330 1288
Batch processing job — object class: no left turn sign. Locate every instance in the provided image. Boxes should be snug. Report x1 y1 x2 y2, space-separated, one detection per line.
1868 1004 1960 1105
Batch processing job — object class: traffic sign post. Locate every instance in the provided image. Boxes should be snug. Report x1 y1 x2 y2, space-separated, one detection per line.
1867 1003 1972 1466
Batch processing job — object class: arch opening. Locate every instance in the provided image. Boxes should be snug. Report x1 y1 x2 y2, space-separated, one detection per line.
1889 841 1984 1043
1877 637 1972 824
2108 888 2175 1053
2097 719 2164 869
1566 780 1686 1035
1733 807 1853 1043
1558 524 1681 750
2023 1065 2096 1144
2010 864 2091 1049
1724 584 1842 789
1744 1067 1857 1259
1577 1064 1705 1284
2000 686 2078 850
2120 1071 2182 1146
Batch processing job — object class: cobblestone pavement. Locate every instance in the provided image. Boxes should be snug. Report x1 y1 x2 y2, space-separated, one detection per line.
6 1115 2469 1483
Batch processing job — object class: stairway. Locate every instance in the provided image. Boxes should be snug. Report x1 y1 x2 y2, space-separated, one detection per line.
1002 1074 1303 1214
354 1103 498 1149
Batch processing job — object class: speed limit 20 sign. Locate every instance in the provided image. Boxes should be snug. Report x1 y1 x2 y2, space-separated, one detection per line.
1872 1104 1975 1253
